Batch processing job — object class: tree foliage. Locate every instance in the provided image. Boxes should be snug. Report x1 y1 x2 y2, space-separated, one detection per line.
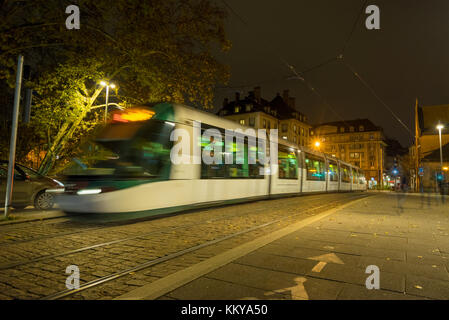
0 0 231 174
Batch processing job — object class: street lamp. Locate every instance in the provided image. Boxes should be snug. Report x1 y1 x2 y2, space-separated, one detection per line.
100 81 116 123
437 123 444 170
436 123 445 190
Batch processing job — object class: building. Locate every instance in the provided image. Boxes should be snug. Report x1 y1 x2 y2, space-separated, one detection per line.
411 103 449 192
217 87 311 147
310 119 387 187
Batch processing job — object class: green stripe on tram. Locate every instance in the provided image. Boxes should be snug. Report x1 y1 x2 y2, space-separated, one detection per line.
151 102 175 122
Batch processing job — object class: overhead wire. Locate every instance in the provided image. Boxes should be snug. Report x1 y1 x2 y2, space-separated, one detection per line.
341 0 369 55
340 59 413 136
220 0 413 138
220 0 348 123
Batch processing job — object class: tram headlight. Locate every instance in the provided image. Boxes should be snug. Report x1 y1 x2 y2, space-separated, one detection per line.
77 189 102 195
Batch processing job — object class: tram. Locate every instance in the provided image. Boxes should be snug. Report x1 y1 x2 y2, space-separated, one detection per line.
56 103 366 214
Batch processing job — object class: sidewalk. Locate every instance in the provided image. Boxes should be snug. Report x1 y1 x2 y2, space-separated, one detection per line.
121 193 449 300
0 206 67 225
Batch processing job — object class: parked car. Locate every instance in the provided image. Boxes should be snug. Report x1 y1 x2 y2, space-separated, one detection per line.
0 160 64 210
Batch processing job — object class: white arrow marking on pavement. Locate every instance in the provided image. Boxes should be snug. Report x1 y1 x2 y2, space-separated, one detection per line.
308 253 344 273
268 276 309 300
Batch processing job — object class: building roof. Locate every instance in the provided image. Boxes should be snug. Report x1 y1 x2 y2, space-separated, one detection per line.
217 88 308 123
269 94 306 121
217 91 273 117
422 142 449 162
419 104 449 135
312 119 382 134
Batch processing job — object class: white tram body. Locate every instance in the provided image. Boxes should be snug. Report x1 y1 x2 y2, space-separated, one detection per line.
57 103 366 214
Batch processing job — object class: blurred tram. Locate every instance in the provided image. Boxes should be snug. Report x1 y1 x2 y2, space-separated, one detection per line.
57 103 366 214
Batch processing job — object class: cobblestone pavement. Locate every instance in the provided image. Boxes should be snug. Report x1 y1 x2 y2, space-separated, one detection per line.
0 192 366 300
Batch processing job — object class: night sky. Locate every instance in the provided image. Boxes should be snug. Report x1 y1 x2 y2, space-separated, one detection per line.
213 0 449 147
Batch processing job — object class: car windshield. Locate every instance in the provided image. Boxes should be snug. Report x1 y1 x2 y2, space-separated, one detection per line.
62 120 174 179
16 164 42 179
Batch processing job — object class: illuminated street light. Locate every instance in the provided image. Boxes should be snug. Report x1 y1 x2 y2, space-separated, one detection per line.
437 123 444 168
314 141 321 148
100 81 116 123
436 123 445 188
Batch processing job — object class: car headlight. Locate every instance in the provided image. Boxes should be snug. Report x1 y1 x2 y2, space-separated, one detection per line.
46 188 65 193
76 189 102 195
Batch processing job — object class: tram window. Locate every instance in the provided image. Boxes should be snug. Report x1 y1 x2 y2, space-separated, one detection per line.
278 147 298 179
225 137 264 179
352 169 358 183
199 124 265 179
225 138 248 178
328 161 339 182
200 132 225 179
341 165 351 183
359 170 365 184
248 143 265 179
305 154 325 181
125 122 174 178
65 120 175 179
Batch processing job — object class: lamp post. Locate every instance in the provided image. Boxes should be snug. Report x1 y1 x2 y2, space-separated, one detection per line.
437 124 444 171
436 124 445 193
100 81 116 123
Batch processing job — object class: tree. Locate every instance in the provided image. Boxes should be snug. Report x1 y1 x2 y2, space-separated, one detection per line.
0 0 231 174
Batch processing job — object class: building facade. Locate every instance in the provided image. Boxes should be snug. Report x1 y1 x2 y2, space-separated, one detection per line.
411 103 449 192
217 87 311 147
310 119 386 187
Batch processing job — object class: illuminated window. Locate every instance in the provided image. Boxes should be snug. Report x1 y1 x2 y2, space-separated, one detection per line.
200 129 225 179
278 147 298 179
359 170 365 184
328 161 339 182
341 165 351 183
235 106 240 113
200 127 264 179
359 125 364 131
246 104 252 112
352 169 358 183
305 154 325 181
350 126 355 132
239 119 245 125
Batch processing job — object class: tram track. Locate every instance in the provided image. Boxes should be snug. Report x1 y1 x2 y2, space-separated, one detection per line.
0 196 325 246
0 193 351 269
39 193 370 300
